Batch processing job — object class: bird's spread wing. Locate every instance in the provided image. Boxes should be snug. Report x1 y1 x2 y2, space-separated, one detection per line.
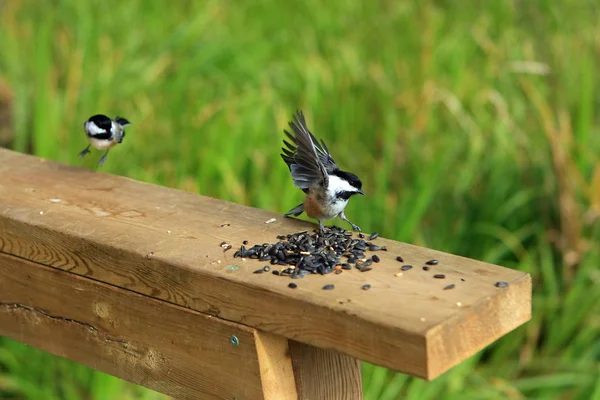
281 111 337 190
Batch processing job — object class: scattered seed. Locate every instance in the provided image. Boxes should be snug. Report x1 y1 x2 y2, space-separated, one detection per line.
456 301 462 307
368 232 379 240
460 278 465 282
361 284 371 290
422 266 430 271
243 240 248 245
341 263 352 270
372 255 380 263
495 281 509 288
145 252 154 259
433 274 446 279
420 317 426 322
263 266 271 272
394 272 403 277
426 259 439 265
265 218 277 224
253 268 264 274
358 233 365 238
359 267 372 272
220 223 231 227
288 282 297 289
395 256 404 262
272 270 280 276
401 265 413 271
443 284 455 290
219 241 228 247
323 284 335 290
335 269 343 275
222 244 232 252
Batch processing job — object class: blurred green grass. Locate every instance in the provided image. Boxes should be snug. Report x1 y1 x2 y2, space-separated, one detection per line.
0 0 599 399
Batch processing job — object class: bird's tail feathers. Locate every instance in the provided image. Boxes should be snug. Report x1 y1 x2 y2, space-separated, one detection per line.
284 203 304 217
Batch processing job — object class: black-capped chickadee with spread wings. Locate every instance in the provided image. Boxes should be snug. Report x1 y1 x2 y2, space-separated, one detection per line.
281 110 364 232
79 114 131 166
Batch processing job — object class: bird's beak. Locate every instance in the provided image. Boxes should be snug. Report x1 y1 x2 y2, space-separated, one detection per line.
358 189 365 196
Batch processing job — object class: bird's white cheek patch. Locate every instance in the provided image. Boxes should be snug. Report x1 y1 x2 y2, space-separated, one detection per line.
85 122 107 136
327 175 357 195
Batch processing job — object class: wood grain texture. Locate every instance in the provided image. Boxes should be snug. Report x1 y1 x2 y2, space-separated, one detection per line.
290 340 362 400
0 252 283 400
0 148 532 379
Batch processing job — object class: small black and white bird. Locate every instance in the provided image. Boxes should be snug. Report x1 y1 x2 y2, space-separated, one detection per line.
281 110 364 232
80 114 131 166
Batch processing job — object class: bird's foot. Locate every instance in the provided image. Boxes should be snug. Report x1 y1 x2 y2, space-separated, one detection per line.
350 223 361 232
97 152 109 167
78 146 91 159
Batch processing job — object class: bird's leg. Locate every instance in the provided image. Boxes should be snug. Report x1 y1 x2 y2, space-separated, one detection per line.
79 145 91 159
318 220 325 233
97 150 110 166
339 211 361 232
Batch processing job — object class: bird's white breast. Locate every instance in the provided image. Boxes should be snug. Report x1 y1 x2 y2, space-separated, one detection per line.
88 137 118 150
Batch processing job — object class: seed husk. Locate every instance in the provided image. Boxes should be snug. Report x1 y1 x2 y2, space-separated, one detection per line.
495 281 509 288
253 268 264 274
443 284 455 290
433 274 446 279
368 232 379 240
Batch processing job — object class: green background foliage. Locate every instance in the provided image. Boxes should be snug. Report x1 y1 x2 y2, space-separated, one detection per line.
0 0 599 399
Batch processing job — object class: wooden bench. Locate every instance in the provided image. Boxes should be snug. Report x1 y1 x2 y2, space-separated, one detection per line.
0 148 531 399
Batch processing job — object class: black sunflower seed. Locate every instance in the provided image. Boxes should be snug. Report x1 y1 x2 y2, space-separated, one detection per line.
433 274 446 279
401 265 413 271
288 282 297 289
395 256 404 262
323 284 335 290
372 255 380 263
426 259 439 265
443 284 455 290
253 268 264 274
368 232 379 240
495 281 509 288
361 284 371 290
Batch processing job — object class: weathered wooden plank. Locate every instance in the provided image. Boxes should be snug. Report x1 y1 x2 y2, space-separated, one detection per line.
0 148 532 379
289 341 362 400
0 252 298 400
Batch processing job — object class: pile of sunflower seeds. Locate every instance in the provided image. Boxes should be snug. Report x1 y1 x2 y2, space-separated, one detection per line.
232 226 385 278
